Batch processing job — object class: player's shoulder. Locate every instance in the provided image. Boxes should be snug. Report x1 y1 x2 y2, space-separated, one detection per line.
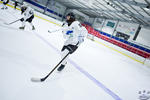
71 21 81 27
72 21 80 25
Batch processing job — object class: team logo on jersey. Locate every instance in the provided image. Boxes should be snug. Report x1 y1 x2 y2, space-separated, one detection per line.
138 90 150 100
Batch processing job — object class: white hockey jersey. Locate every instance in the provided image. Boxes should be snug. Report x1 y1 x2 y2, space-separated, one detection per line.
62 21 87 46
22 7 34 20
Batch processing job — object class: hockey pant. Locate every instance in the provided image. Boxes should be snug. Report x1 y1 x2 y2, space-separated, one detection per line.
14 1 19 9
22 15 34 27
61 44 78 65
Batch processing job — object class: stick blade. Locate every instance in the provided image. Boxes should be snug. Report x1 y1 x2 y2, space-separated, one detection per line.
31 77 42 82
3 22 9 25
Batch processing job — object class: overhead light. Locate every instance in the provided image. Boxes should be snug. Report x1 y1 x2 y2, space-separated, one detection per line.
107 2 110 5
129 17 133 20
100 13 103 16
112 5 116 8
110 4 113 6
144 6 150 10
106 2 116 8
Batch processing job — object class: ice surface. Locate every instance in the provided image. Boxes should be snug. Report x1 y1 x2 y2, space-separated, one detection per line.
0 6 150 100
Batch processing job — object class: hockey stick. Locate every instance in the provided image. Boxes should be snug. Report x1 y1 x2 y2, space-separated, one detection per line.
48 29 62 33
4 19 21 25
31 42 79 82
31 52 70 82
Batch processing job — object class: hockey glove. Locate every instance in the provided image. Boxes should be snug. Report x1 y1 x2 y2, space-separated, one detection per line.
78 36 84 43
20 18 24 22
66 30 73 35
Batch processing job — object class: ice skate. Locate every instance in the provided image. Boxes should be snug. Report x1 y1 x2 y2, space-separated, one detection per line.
32 26 35 30
19 26 25 30
57 64 65 72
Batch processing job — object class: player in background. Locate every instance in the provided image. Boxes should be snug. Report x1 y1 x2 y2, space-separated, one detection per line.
1 0 9 10
19 2 35 30
57 12 87 72
14 0 19 10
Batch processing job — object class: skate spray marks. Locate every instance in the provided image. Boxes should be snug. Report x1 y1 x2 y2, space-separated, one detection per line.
33 31 122 100
69 59 122 100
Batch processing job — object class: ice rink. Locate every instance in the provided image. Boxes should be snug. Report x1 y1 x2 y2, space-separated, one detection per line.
0 5 150 100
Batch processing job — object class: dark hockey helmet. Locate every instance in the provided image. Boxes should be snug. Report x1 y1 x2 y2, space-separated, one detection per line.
66 12 75 20
66 12 75 26
21 4 27 14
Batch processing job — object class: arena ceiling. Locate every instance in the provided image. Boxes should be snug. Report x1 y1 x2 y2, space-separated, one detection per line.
55 0 150 27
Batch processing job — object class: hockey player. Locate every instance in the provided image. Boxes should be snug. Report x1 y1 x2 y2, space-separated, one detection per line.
1 0 9 10
57 12 87 72
19 3 35 30
14 0 19 10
